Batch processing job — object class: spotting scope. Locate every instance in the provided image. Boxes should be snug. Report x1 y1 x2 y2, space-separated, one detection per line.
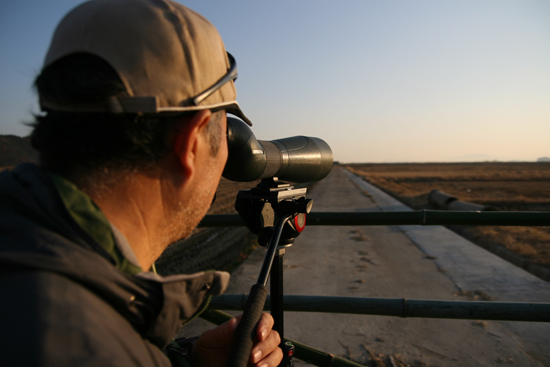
223 117 333 182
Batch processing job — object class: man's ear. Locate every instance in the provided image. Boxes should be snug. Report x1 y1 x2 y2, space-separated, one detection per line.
173 109 212 179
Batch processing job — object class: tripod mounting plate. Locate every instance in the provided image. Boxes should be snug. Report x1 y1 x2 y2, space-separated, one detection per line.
235 178 312 247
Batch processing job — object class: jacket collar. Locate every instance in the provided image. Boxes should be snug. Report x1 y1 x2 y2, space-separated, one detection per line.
48 171 143 275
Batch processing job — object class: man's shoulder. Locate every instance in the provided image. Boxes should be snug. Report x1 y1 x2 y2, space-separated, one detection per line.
0 163 64 220
0 269 172 367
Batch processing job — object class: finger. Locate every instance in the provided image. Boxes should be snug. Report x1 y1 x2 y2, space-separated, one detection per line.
196 316 239 349
252 344 284 367
250 330 281 364
225 316 239 337
256 312 275 342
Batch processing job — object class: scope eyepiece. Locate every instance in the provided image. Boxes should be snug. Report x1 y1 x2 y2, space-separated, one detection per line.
223 117 333 183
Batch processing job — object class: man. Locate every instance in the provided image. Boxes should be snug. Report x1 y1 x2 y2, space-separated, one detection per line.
0 0 282 366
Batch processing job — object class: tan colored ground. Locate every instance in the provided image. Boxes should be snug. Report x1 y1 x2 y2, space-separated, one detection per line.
344 162 550 272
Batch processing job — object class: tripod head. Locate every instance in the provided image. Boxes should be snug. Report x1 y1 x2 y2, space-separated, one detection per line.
235 177 313 247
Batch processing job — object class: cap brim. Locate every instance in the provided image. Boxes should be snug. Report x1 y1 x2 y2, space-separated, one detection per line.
40 96 252 126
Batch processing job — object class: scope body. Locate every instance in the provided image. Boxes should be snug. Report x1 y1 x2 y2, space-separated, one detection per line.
223 117 333 183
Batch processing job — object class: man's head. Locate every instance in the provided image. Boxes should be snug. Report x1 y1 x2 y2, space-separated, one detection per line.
39 0 250 121
32 0 249 189
32 53 225 191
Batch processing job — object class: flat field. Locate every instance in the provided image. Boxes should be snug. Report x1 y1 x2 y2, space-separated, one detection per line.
344 162 550 275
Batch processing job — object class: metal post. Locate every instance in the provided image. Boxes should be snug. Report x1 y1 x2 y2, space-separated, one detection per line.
270 249 285 341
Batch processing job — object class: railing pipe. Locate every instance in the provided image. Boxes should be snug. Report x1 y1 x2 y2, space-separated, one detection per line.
209 295 550 322
199 211 550 227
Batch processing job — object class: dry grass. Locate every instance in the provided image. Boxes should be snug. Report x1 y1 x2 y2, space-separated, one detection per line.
344 162 550 272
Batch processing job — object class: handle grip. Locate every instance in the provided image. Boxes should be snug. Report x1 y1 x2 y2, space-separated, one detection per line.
226 284 268 367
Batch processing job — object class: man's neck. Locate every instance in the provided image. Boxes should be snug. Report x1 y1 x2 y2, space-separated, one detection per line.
85 172 168 271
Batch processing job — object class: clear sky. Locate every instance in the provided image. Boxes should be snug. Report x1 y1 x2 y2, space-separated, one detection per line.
1 0 549 163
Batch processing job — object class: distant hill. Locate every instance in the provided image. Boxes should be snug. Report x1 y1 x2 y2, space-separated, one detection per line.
538 157 550 162
0 135 39 167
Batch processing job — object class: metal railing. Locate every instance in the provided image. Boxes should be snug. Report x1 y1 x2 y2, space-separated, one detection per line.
200 210 550 227
197 210 550 366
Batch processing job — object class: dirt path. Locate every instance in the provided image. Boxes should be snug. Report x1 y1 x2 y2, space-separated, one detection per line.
182 166 550 366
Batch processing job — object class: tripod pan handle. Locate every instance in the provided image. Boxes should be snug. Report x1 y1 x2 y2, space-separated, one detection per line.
226 283 268 367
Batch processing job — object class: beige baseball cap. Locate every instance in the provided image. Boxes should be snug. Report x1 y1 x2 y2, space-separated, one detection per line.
40 0 251 125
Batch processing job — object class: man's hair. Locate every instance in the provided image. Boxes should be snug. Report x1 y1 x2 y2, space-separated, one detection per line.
32 53 222 185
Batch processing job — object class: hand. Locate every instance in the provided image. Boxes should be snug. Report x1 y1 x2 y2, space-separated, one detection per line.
191 312 283 367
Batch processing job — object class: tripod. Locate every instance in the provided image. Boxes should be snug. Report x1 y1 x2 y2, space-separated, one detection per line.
226 178 312 367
